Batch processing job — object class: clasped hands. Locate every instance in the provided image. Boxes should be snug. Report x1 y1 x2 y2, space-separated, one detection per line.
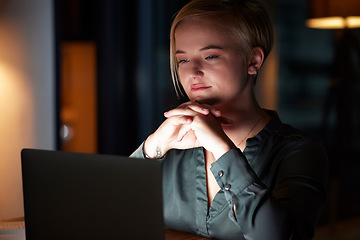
144 101 236 160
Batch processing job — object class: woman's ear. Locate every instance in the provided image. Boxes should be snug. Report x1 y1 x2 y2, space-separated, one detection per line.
247 47 264 75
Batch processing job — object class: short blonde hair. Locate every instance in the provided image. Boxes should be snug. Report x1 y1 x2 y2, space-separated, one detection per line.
170 0 274 97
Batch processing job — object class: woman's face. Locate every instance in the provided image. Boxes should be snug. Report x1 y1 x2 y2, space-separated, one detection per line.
175 17 250 106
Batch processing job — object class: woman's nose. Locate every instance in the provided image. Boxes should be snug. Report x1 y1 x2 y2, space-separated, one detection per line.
190 60 204 77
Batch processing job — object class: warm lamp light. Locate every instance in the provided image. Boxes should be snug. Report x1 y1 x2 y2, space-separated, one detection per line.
306 0 360 29
306 16 360 29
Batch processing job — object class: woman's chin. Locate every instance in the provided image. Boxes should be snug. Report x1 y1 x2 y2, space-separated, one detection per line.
191 96 220 106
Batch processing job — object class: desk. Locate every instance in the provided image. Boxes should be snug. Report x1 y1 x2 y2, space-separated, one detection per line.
165 229 211 239
0 219 25 240
0 219 210 240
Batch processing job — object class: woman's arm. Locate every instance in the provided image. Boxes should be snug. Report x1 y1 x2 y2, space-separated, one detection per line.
210 139 328 240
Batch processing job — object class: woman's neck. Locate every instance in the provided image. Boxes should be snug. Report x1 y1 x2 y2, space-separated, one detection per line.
217 87 262 126
217 96 269 150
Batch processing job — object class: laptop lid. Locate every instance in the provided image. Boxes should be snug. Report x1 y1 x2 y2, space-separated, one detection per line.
21 149 164 240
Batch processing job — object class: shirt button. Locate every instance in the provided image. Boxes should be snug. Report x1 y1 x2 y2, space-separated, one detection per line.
218 170 224 177
224 184 231 191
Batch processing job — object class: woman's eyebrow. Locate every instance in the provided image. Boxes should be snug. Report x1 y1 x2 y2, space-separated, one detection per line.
200 45 224 51
176 45 224 54
175 50 185 54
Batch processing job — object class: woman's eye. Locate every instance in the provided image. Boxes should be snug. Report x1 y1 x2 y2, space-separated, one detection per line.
178 59 189 64
205 55 218 60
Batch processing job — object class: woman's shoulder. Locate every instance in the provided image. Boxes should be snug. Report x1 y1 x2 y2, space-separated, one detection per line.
264 110 328 182
268 110 327 159
264 110 327 156
265 110 316 141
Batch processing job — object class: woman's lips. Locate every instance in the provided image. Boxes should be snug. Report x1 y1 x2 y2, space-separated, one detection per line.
191 84 211 92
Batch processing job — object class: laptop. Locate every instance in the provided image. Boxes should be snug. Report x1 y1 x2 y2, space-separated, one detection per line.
21 149 164 240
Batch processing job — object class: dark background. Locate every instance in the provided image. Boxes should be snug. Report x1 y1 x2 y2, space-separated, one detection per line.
55 0 360 235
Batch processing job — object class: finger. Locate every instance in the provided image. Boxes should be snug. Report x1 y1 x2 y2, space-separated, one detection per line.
164 109 197 118
166 115 193 125
177 129 199 148
211 108 221 117
186 104 210 115
179 101 211 114
177 124 193 142
200 104 221 117
189 101 221 117
164 106 208 118
164 101 221 119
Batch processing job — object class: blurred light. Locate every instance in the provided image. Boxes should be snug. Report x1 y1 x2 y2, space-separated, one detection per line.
59 124 74 141
307 0 360 29
347 16 360 28
306 16 360 29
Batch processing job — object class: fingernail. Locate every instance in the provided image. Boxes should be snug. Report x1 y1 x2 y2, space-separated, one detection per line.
214 109 221 116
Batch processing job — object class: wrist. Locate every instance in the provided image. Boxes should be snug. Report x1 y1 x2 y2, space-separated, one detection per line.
143 134 167 159
213 139 236 160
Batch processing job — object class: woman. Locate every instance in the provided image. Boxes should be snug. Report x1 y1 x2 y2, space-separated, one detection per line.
131 0 328 239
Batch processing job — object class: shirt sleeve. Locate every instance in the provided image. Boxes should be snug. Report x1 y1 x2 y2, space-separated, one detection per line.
130 142 167 160
129 142 147 159
210 138 328 240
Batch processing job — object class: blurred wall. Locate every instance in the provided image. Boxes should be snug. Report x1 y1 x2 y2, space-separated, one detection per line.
0 0 55 220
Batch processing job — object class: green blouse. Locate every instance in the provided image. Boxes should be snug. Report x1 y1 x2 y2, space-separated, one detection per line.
131 111 328 240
